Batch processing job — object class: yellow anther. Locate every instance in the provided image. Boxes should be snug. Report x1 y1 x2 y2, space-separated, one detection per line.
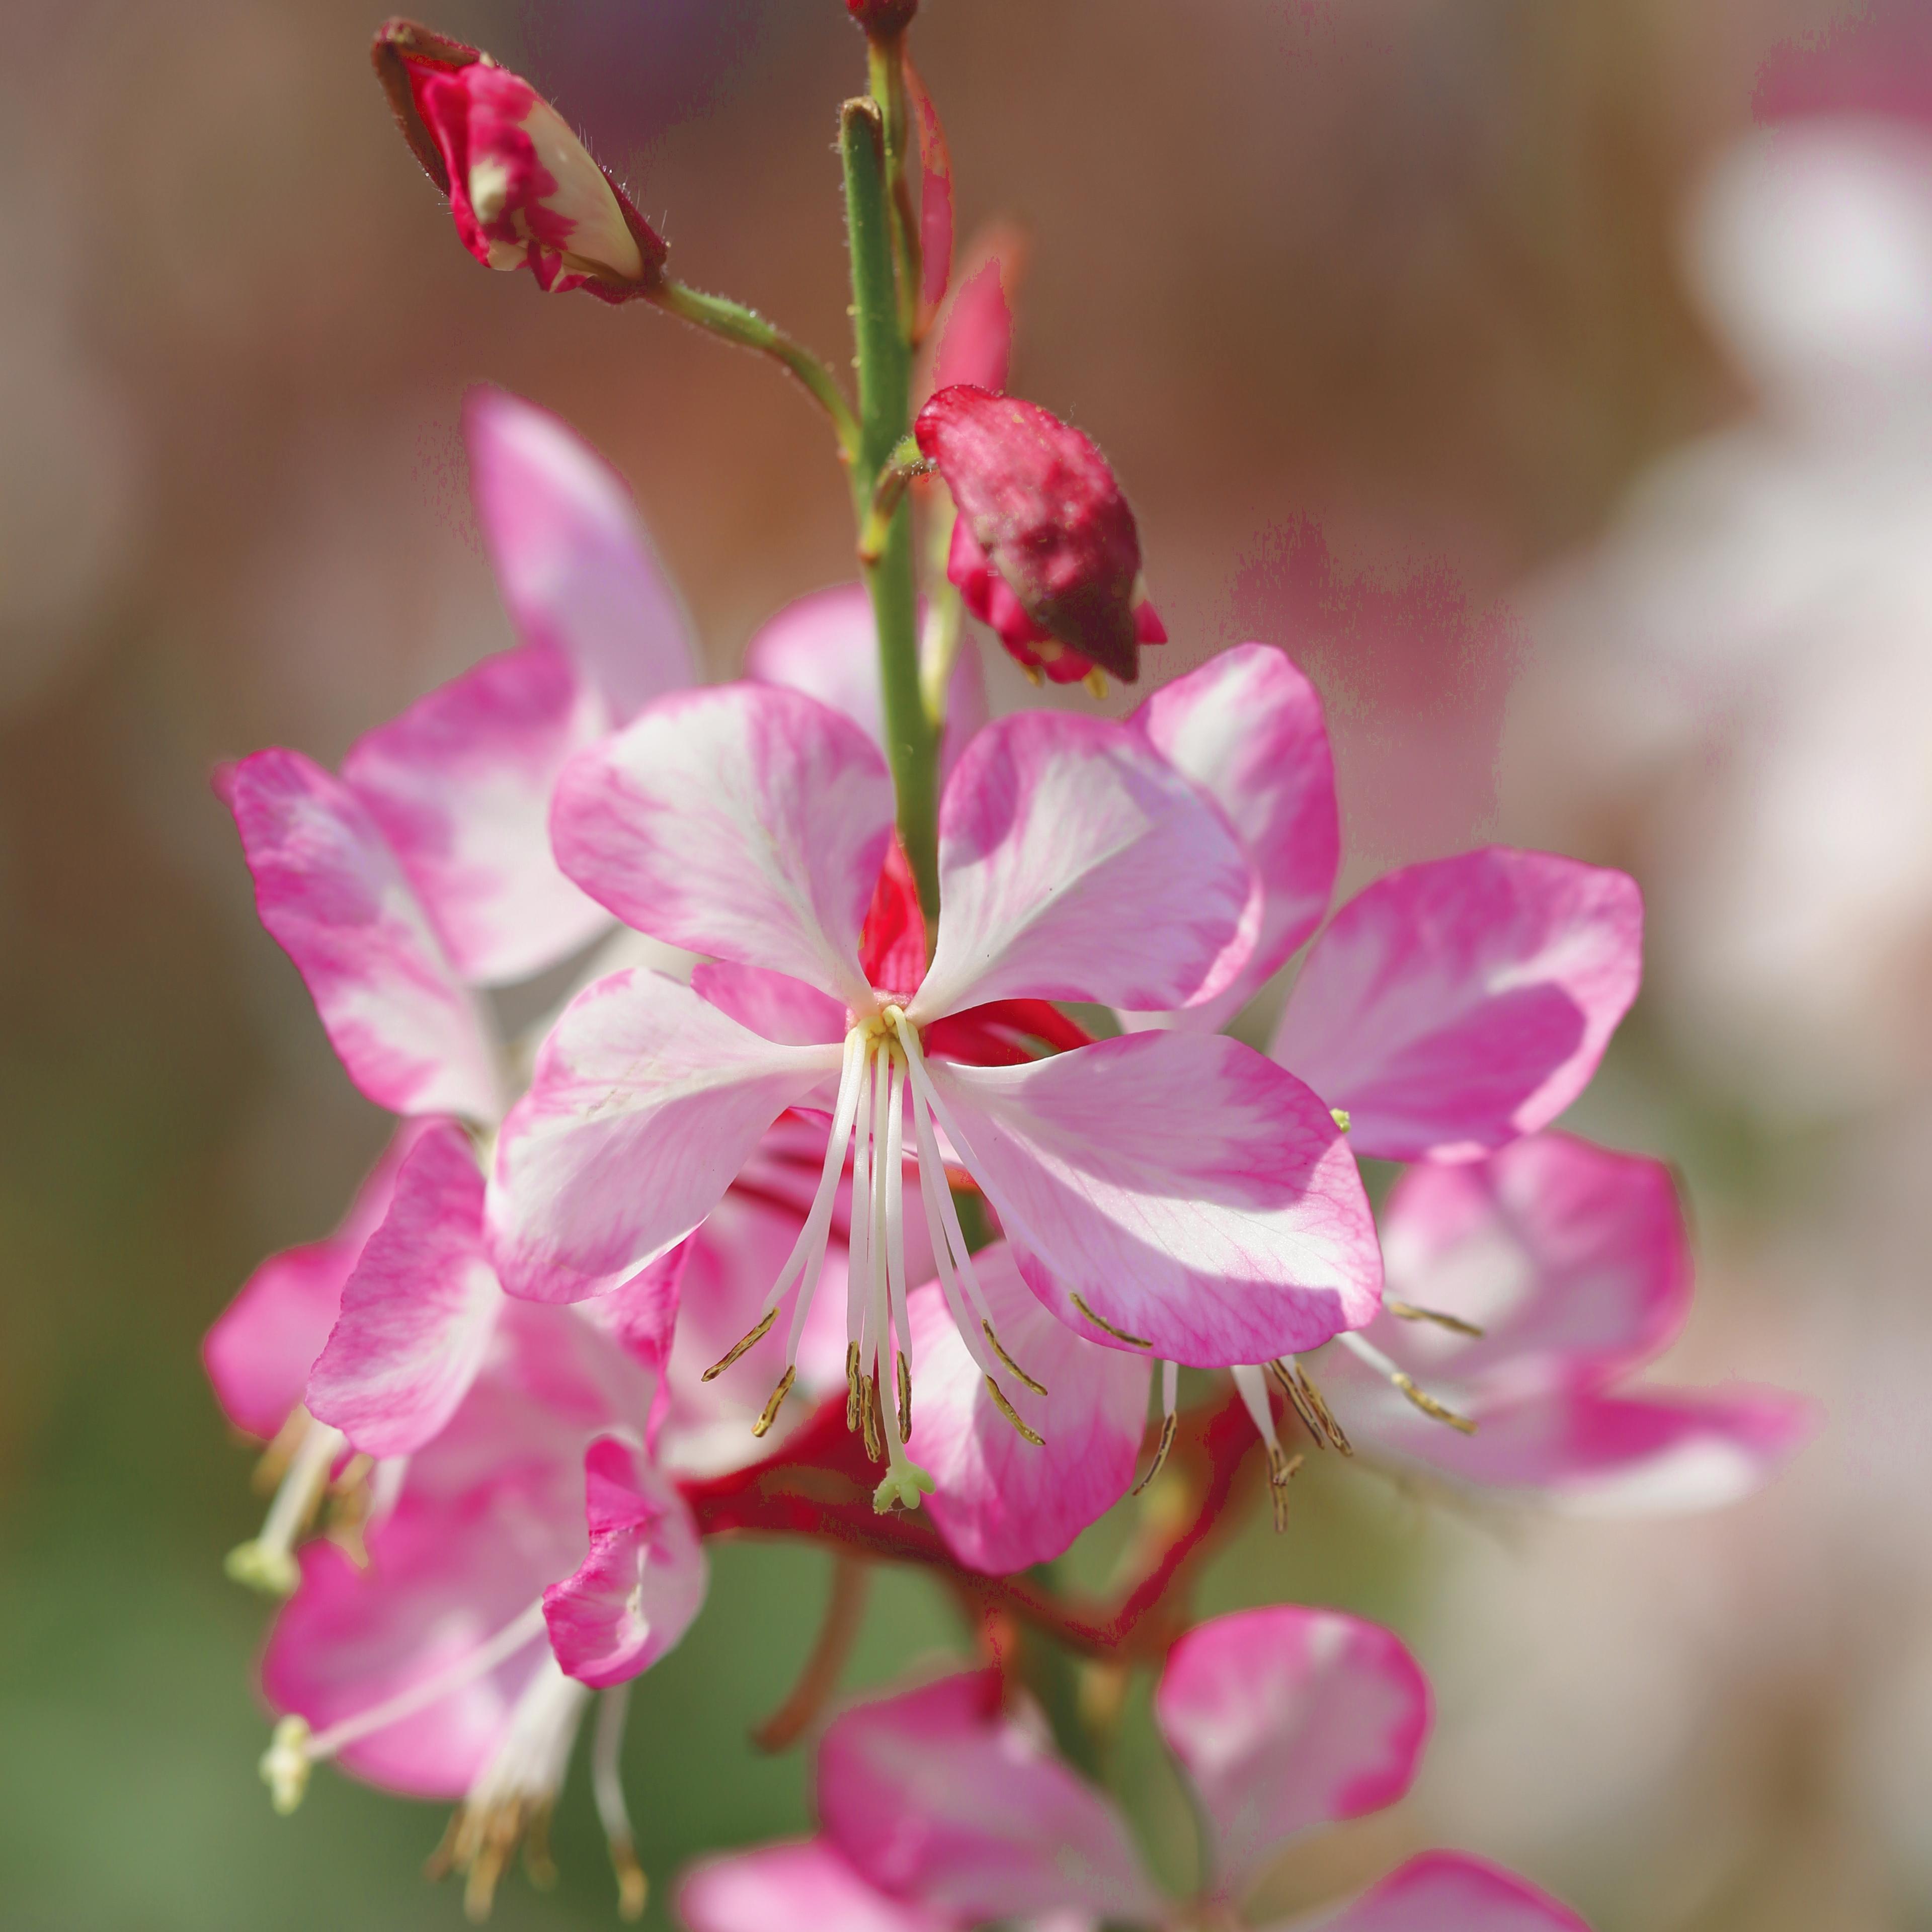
1385 1299 1484 1339
1265 1444 1305 1534
1267 1358 1352 1456
751 1366 796 1439
260 1715 313 1815
896 1351 912 1444
1132 1411 1179 1496
984 1375 1045 1447
703 1309 775 1382
1069 1292 1153 1349
845 1340 863 1429
1393 1372 1477 1435
983 1319 1048 1396
609 1834 649 1921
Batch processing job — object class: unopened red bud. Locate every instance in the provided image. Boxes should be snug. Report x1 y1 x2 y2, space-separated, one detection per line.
846 0 920 33
916 385 1164 686
372 20 666 302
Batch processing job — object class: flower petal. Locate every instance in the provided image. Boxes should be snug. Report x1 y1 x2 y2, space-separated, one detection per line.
1272 849 1643 1162
745 582 987 778
1131 643 1339 1026
305 1121 505 1459
679 1840 957 1932
907 1243 1152 1575
465 387 695 721
1283 1852 1590 1932
691 961 848 1045
222 750 502 1120
487 969 841 1302
928 1035 1380 1367
339 642 613 985
203 1128 421 1437
913 712 1257 1020
819 1672 1162 1923
552 684 891 1007
542 1435 707 1687
1155 1606 1430 1898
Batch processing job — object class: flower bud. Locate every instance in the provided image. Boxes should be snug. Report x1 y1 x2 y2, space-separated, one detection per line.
372 20 666 302
916 385 1165 685
846 0 921 33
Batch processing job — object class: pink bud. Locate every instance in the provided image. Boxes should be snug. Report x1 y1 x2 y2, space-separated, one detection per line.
372 20 666 302
846 0 920 33
916 385 1165 686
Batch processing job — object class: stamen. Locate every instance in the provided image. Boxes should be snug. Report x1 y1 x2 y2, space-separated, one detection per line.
881 1053 913 1445
896 1351 912 1445
702 1308 775 1382
845 1340 862 1429
751 1366 795 1438
984 1320 1048 1397
228 1416 346 1596
1335 1330 1477 1435
1267 1357 1353 1455
1266 1444 1305 1532
592 1685 649 1922
983 1375 1045 1447
1069 1291 1153 1350
858 1373 883 1462
1134 1359 1181 1495
905 1069 1006 1383
1385 1299 1485 1339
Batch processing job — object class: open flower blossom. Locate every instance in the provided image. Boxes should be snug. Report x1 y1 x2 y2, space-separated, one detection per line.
372 21 667 300
680 1603 1589 1932
257 1284 703 1919
917 384 1166 687
488 678 1382 1511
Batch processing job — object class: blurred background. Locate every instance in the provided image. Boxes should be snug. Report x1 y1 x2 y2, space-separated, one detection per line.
2 0 1927 1925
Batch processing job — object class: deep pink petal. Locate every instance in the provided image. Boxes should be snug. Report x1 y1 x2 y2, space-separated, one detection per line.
305 1121 505 1458
679 1840 957 1932
1286 1852 1590 1932
340 642 612 986
914 712 1257 1020
203 1128 421 1437
465 387 695 721
1132 643 1339 1024
819 1672 1161 1923
745 584 987 779
929 1035 1380 1367
691 961 849 1045
542 1434 707 1687
907 54 954 319
224 750 502 1119
1272 849 1643 1162
1155 1606 1430 1897
927 245 1018 397
487 969 841 1303
907 1244 1152 1575
552 684 891 1007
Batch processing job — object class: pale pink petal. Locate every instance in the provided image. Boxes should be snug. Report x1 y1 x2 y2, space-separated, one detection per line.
203 1128 420 1437
913 712 1257 1020
487 969 842 1303
819 1672 1161 1923
1371 1135 1693 1391
1155 1605 1430 1897
691 961 848 1045
542 1435 707 1687
222 750 502 1120
907 1243 1152 1575
680 1840 957 1932
305 1121 505 1459
551 685 890 1007
340 642 612 986
744 583 987 778
1132 643 1339 1026
1271 849 1643 1162
1285 1852 1590 1932
928 1035 1380 1368
465 387 695 721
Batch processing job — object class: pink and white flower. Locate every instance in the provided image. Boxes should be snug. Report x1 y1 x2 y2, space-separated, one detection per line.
679 1604 1589 1932
488 677 1382 1510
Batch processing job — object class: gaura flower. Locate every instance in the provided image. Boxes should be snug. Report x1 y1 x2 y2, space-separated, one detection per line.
221 388 696 1123
916 384 1166 687
679 1604 1590 1932
259 1289 704 1919
373 21 666 300
487 679 1382 1512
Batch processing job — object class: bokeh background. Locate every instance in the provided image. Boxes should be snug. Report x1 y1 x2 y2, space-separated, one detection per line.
3 0 1928 1925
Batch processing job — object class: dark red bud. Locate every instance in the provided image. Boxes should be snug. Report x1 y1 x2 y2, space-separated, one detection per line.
916 385 1160 685
846 0 920 33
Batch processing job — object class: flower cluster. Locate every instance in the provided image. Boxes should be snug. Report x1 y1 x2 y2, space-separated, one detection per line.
204 8 1813 1925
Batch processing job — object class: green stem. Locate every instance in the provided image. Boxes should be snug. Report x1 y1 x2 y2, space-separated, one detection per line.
866 35 922 342
842 98 941 937
649 278 860 460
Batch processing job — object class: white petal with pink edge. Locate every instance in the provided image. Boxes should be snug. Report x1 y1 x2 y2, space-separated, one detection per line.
1154 1605 1430 1899
1271 848 1642 1162
925 1034 1380 1367
552 685 891 1007
818 1672 1162 1924
679 1840 956 1932
223 749 502 1121
907 1242 1152 1575
1132 642 1339 1027
465 387 696 721
1281 1850 1590 1932
305 1121 505 1460
487 969 842 1303
912 711 1258 1021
